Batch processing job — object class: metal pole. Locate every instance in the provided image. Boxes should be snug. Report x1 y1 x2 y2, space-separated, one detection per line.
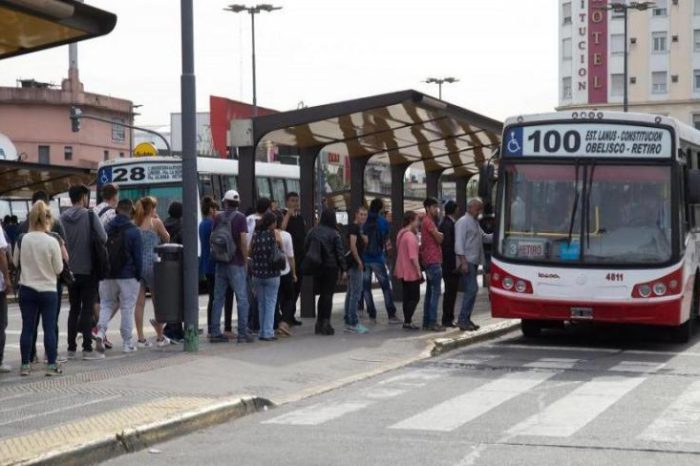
438 82 442 100
180 0 199 352
251 10 257 117
623 7 628 112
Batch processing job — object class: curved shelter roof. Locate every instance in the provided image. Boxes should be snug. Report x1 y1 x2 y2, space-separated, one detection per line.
252 89 502 177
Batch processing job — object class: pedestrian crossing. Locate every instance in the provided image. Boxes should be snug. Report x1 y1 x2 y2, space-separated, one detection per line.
262 354 700 446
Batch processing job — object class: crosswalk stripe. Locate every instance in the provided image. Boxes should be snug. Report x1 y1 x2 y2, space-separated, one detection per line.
263 401 372 426
523 358 580 370
508 376 645 438
609 361 665 373
389 371 556 432
639 380 700 443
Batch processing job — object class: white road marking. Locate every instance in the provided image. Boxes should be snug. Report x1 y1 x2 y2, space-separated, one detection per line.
523 358 580 370
363 388 406 399
263 401 372 426
639 380 700 443
508 376 645 437
0 394 121 427
610 361 666 373
390 371 557 432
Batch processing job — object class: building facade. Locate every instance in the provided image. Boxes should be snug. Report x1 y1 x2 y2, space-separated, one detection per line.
558 0 700 127
0 45 132 168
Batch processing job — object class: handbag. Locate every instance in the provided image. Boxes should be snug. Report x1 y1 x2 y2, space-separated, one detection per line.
59 260 75 286
300 234 323 276
271 245 286 271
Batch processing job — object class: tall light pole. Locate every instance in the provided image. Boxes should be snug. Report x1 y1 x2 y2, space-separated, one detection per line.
224 4 282 117
600 2 654 112
423 77 459 100
181 0 199 352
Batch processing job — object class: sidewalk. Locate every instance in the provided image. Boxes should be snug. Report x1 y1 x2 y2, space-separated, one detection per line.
0 285 513 465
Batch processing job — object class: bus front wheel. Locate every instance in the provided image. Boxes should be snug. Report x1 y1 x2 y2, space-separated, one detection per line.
521 319 542 338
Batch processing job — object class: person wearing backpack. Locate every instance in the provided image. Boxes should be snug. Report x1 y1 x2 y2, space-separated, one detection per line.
93 199 143 354
210 190 251 343
362 198 399 325
249 212 283 341
60 185 107 360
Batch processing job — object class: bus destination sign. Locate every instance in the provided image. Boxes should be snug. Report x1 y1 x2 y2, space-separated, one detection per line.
503 123 672 158
98 163 182 186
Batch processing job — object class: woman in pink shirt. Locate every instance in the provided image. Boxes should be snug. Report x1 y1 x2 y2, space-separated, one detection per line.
394 211 422 330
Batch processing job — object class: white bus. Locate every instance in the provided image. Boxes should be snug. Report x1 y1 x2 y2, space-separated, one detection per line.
96 156 300 220
490 111 700 342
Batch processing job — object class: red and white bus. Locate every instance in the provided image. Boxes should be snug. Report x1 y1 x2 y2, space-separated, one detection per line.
490 111 700 342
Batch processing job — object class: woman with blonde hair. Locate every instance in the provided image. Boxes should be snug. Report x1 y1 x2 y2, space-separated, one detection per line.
133 196 170 347
14 201 65 376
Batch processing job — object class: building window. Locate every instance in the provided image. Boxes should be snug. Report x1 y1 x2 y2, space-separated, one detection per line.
652 71 668 94
38 145 49 164
103 150 109 161
562 38 572 60
562 2 572 25
562 77 572 99
611 74 625 97
694 114 700 130
119 152 125 158
64 146 73 161
653 0 667 16
652 32 667 53
694 70 700 92
694 30 700 51
611 34 625 54
111 118 126 143
696 0 700 15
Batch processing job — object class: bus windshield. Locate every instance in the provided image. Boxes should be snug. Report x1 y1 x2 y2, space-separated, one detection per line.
499 163 672 265
119 185 183 220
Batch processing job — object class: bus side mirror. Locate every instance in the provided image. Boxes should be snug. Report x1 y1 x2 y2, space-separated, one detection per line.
688 169 700 204
478 164 494 199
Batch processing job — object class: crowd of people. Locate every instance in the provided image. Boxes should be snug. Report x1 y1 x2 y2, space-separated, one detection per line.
0 182 492 377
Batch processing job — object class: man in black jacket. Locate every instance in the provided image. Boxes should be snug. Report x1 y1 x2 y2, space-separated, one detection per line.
439 200 460 327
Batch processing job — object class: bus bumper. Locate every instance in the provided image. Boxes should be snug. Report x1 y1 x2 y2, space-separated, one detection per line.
490 290 684 326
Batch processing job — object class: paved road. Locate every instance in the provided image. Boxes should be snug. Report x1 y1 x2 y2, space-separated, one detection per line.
106 325 700 465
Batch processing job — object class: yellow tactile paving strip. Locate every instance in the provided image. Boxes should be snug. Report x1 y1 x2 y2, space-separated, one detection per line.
0 396 216 466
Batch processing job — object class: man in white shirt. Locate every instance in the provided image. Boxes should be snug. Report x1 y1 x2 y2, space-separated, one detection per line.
94 183 119 228
0 224 13 372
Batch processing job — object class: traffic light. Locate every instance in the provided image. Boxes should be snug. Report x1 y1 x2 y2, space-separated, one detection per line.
70 106 82 133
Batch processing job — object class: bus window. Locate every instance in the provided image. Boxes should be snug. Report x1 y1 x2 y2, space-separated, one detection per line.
211 175 223 202
222 175 238 191
286 179 300 195
257 177 272 199
0 201 11 220
199 174 214 197
271 178 285 205
10 200 28 221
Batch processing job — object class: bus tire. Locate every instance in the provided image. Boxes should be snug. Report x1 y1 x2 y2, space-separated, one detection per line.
521 319 542 338
671 319 693 344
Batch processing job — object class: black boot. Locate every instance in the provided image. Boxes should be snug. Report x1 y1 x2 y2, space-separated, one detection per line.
321 320 335 336
315 321 323 335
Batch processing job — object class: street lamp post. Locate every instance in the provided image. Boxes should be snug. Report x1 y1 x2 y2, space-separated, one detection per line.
600 2 654 112
423 77 459 100
224 4 282 117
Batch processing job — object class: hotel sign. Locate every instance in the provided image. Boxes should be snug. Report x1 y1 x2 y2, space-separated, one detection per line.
572 0 608 104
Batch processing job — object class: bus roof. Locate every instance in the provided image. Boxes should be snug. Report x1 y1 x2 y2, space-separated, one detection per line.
504 111 700 147
99 156 300 179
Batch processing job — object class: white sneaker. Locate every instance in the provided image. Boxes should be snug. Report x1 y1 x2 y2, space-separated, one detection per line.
122 343 137 353
137 339 152 348
156 336 171 348
93 328 106 353
82 351 105 360
0 363 12 373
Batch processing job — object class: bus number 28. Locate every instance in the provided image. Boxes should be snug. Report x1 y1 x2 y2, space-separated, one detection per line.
606 273 624 282
112 167 146 183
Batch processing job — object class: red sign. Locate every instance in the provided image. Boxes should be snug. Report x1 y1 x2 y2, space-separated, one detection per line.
327 152 340 164
209 96 277 158
588 0 608 104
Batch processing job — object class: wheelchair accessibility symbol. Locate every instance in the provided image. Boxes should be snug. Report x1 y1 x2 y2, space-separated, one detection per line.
504 127 523 156
98 168 112 185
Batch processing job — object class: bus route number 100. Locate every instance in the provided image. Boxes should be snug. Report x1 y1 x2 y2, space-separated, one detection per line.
528 130 582 154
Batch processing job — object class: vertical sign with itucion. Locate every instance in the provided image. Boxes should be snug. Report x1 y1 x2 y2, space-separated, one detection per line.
588 0 608 104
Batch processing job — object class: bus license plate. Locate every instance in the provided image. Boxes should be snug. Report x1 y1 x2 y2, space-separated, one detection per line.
571 307 593 319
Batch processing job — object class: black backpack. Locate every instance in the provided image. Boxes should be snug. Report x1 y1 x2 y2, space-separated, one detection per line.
210 212 239 263
106 224 130 278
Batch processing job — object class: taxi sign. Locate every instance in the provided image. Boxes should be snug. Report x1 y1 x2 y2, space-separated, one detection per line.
133 142 158 157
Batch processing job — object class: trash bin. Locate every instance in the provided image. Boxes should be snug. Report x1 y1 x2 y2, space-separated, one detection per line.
153 243 184 323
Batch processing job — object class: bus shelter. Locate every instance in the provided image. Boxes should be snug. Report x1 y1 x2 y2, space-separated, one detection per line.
235 89 503 317
0 160 94 198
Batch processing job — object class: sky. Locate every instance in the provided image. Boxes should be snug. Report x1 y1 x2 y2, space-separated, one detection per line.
0 0 558 126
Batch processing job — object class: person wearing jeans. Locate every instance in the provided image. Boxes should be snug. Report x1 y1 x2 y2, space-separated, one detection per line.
14 201 64 376
455 198 493 331
344 207 368 334
274 211 297 336
250 212 282 341
394 211 422 330
420 198 445 332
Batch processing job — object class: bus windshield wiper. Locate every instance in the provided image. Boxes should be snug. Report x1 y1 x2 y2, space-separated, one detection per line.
584 161 596 248
567 159 581 246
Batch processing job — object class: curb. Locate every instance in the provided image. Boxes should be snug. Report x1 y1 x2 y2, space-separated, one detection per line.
16 396 273 466
430 320 520 356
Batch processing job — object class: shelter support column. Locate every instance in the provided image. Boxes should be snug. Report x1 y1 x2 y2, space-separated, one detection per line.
390 162 411 302
426 170 443 201
350 156 370 214
238 145 256 214
456 176 468 217
299 146 324 318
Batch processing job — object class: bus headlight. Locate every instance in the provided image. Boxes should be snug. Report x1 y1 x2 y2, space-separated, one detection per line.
638 284 652 298
631 268 683 299
502 277 514 290
653 282 667 296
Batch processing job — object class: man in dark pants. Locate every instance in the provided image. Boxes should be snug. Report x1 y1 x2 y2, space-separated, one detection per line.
18 191 67 363
281 192 306 325
163 201 185 342
61 185 107 360
439 200 460 327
